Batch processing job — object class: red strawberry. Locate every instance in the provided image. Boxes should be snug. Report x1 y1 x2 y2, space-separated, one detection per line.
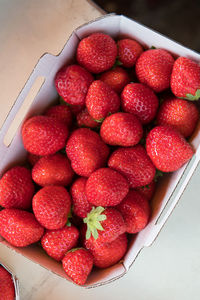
117 38 144 68
32 186 71 230
99 67 130 93
156 96 199 137
41 225 79 261
117 190 150 233
76 108 99 128
146 125 194 172
55 64 93 106
70 177 92 218
27 152 41 166
0 208 44 247
32 153 74 187
66 128 109 177
62 248 94 285
45 104 72 128
136 180 156 201
22 115 69 156
0 166 34 209
83 207 126 243
84 233 128 269
76 32 117 74
86 168 129 207
135 49 174 92
121 83 159 124
86 80 120 121
100 112 143 146
0 266 15 300
170 56 200 100
108 145 156 188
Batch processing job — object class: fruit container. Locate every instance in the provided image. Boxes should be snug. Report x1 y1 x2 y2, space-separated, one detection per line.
0 14 200 287
0 261 20 299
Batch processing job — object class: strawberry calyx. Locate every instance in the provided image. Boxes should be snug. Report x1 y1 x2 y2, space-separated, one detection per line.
93 117 105 123
154 169 164 182
67 247 83 253
83 206 107 240
180 89 200 101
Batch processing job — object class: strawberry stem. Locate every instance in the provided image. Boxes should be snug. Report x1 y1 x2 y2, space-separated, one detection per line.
83 206 107 240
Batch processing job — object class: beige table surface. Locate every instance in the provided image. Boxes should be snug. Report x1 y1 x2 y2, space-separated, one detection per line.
1 1 200 299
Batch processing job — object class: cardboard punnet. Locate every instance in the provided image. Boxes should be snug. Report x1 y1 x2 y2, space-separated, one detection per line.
0 14 200 288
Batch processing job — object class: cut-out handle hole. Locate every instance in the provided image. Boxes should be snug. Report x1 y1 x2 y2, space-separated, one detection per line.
3 76 45 147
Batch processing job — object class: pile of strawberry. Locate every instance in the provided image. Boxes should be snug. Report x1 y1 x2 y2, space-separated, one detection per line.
0 32 200 286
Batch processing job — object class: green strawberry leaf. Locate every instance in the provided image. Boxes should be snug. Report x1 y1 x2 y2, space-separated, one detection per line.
112 58 123 69
83 206 107 240
150 46 156 49
93 117 105 123
59 96 71 106
154 169 164 182
180 89 200 101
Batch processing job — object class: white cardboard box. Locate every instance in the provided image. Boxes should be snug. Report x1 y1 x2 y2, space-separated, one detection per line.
0 14 200 288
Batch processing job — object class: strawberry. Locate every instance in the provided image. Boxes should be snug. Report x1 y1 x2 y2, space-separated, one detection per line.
45 104 72 128
99 67 130 93
0 166 34 209
0 208 44 247
135 49 174 92
32 153 74 187
135 180 156 201
100 112 143 146
32 186 71 230
66 128 109 177
108 145 156 188
41 225 79 261
76 32 117 74
84 233 128 269
117 38 144 68
62 248 94 285
86 80 120 121
22 115 69 156
55 64 93 106
121 83 159 124
117 190 150 233
0 266 15 300
83 206 126 243
70 177 92 218
146 125 194 172
156 96 199 137
76 108 99 128
86 168 129 207
170 56 200 100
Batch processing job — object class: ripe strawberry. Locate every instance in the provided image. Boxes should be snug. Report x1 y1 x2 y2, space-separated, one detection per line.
22 115 69 156
0 208 44 247
45 104 72 128
32 153 74 187
117 38 144 68
156 96 199 137
121 83 159 124
136 180 156 201
84 233 128 269
66 128 109 177
70 177 92 218
135 49 174 92
108 145 156 188
55 64 93 106
86 80 120 121
146 125 194 172
27 152 41 166
62 248 93 285
170 56 200 100
0 166 34 209
41 225 79 261
0 266 15 300
76 32 117 74
100 112 143 146
83 207 126 243
86 168 129 207
99 67 130 93
32 186 71 230
76 108 99 128
117 190 150 233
